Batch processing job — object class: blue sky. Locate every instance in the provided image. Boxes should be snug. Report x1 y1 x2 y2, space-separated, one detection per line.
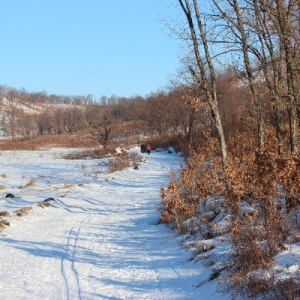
0 0 181 99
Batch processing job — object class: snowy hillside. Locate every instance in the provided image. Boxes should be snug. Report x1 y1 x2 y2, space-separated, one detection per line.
0 147 232 300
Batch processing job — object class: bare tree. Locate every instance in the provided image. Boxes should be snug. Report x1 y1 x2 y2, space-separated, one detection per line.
6 88 19 140
18 112 36 138
87 105 114 148
269 0 299 154
90 115 113 148
63 107 88 133
212 0 264 148
212 0 300 154
37 111 54 135
178 0 228 167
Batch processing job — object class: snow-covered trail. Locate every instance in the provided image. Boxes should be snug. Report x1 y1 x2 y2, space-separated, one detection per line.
0 148 227 300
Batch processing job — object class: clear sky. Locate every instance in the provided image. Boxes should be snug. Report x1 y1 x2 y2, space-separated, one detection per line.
0 0 181 99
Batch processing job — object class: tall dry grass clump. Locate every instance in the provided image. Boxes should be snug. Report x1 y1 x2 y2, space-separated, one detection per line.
129 152 144 169
24 178 35 187
108 153 130 173
108 150 145 173
14 206 32 217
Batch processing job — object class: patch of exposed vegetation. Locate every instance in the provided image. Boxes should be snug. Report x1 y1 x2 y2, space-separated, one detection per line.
38 202 50 208
0 218 10 231
15 206 33 217
0 211 9 217
24 178 35 188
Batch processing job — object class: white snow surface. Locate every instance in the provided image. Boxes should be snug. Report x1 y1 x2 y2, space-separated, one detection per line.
0 147 231 300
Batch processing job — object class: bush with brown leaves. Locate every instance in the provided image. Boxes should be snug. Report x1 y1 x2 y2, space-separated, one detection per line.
160 128 300 298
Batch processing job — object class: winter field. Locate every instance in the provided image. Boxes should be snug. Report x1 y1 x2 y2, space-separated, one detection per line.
0 146 233 300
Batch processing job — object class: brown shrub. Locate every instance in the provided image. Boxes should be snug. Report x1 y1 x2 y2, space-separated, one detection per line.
142 135 181 152
129 151 143 170
38 202 50 208
194 242 215 256
0 139 39 150
270 278 300 300
160 139 224 232
108 155 130 173
25 178 35 187
161 127 300 297
15 206 32 217
61 184 74 189
63 147 112 159
235 274 300 299
0 219 10 230
0 132 98 150
223 131 298 292
0 211 9 217
245 274 270 296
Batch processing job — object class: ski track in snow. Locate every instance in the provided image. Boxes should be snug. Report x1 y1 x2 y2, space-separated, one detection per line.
61 213 92 300
0 147 230 300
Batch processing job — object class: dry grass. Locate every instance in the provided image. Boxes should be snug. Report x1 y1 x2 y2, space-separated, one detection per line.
245 274 270 296
0 218 10 231
0 131 98 151
63 147 112 160
132 161 139 170
0 211 9 217
129 152 144 170
194 242 215 256
0 139 39 150
38 202 50 208
230 273 300 299
24 178 35 187
108 155 130 173
106 150 145 173
14 206 32 217
270 278 300 300
62 183 74 189
0 184 6 190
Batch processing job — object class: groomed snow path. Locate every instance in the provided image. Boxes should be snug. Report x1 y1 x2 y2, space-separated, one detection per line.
0 148 227 300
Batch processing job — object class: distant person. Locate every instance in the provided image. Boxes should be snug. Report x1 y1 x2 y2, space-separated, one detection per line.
146 144 151 155
141 143 146 153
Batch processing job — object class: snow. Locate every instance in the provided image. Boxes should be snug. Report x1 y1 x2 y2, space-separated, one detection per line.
1 97 43 115
0 147 232 300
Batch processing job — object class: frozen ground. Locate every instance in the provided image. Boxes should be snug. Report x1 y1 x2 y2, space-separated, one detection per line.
0 147 232 300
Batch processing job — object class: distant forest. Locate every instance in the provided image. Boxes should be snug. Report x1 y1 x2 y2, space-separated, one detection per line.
0 69 253 152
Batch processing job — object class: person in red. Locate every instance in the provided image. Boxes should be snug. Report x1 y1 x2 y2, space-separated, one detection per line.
146 144 151 155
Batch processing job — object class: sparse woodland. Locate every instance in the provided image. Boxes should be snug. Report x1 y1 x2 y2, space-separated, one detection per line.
1 0 300 298
160 0 300 298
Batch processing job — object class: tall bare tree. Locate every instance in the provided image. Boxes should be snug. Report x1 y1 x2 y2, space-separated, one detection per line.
178 0 228 167
271 0 299 154
212 0 264 148
213 0 300 154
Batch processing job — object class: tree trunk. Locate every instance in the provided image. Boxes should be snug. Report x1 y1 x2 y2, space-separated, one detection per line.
178 0 227 167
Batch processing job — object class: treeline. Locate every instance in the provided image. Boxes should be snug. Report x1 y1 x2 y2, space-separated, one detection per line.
0 74 251 147
0 85 96 105
0 84 183 142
